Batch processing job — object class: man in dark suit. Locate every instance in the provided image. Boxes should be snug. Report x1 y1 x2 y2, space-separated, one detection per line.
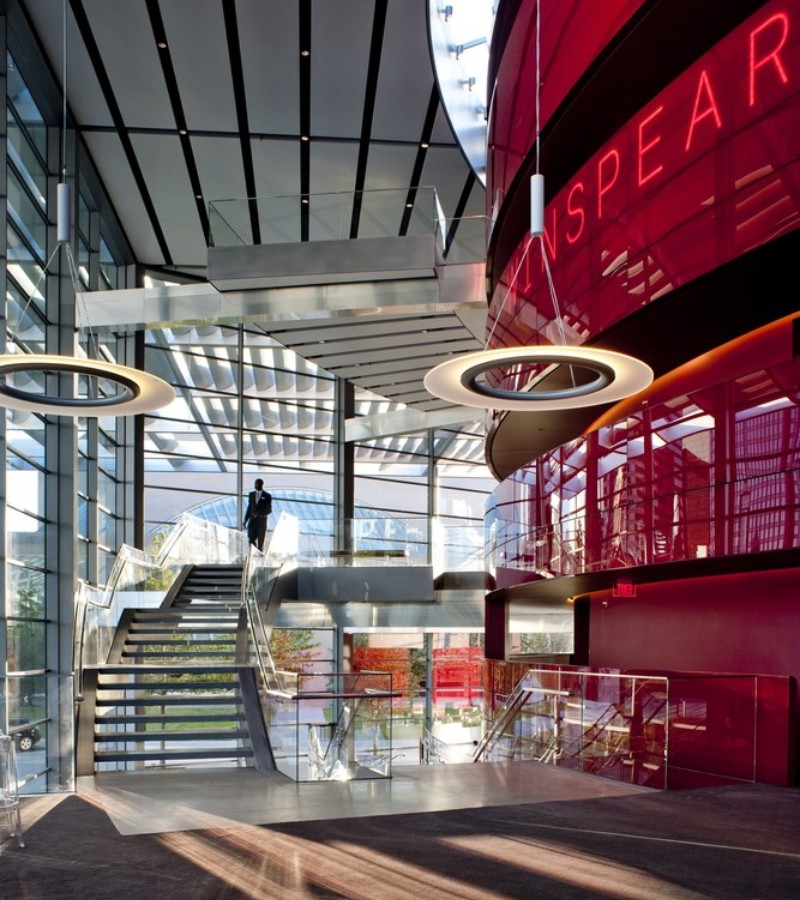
243 477 272 551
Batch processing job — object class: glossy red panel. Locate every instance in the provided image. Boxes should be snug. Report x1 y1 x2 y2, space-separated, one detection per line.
666 675 793 787
487 0 646 214
487 2 800 361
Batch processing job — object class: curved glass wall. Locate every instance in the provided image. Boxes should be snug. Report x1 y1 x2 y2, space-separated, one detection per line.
428 0 495 184
487 332 800 584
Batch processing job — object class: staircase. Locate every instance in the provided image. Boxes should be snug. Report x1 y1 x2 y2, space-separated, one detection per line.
78 563 271 775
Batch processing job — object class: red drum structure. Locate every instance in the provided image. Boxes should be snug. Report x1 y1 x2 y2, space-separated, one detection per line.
482 0 800 788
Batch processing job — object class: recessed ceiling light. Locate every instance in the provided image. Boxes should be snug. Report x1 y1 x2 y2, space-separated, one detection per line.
157 42 167 49
301 135 309 141
179 129 187 135
420 142 430 149
300 49 310 57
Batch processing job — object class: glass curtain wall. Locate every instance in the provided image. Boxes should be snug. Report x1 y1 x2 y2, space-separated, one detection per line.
142 327 495 561
142 322 337 545
350 630 485 764
2 19 136 792
4 54 50 745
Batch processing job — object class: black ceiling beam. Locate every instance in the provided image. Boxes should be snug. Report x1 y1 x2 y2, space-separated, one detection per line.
145 0 209 245
349 0 388 238
299 0 311 241
444 170 478 257
400 86 439 236
70 0 173 265
221 0 260 244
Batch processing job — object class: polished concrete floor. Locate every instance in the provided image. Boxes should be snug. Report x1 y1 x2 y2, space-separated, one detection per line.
73 760 648 835
9 762 800 898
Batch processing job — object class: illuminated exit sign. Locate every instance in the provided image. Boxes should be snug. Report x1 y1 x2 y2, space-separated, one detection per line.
613 578 637 598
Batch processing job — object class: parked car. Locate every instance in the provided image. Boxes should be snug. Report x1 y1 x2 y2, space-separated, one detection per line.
9 717 42 751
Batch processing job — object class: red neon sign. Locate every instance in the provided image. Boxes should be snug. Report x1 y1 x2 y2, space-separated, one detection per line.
489 2 800 353
542 9 794 260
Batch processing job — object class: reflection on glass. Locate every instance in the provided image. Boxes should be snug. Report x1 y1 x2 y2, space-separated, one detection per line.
6 509 45 568
7 619 46 673
488 355 800 579
6 565 44 619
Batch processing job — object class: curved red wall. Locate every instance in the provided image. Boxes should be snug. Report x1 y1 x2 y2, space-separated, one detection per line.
487 1 800 377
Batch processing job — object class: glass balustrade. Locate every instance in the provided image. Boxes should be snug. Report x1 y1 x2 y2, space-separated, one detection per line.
257 670 396 782
254 512 485 576
209 187 446 249
480 663 793 789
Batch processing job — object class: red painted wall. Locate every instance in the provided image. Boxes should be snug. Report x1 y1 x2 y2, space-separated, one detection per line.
586 568 800 677
586 567 799 783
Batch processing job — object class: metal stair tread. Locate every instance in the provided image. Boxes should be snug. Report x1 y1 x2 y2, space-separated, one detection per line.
94 729 250 742
94 747 254 761
95 696 241 707
123 638 237 645
92 663 245 672
120 651 237 658
131 610 239 618
95 681 240 691
128 626 238 633
97 713 246 724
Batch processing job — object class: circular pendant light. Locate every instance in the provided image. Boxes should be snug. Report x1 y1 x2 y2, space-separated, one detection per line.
424 345 653 411
0 355 175 416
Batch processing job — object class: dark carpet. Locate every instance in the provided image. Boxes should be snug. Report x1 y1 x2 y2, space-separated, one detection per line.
2 784 799 898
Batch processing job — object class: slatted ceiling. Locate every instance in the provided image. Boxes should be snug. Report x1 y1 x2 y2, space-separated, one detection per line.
251 365 275 393
25 1 487 425
208 358 235 390
382 388 442 405
25 0 475 263
242 402 260 430
357 370 433 390
218 434 237 456
330 352 460 380
312 338 479 371
239 364 255 392
289 327 469 359
266 313 460 345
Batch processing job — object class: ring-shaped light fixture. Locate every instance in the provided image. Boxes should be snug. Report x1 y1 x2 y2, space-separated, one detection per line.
0 355 176 416
424 346 654 411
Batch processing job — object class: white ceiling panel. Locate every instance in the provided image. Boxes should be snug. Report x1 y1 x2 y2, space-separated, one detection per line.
192 135 250 207
372 0 437 141
419 145 476 212
250 139 302 201
239 1 301 135
310 0 374 137
361 143 418 195
309 142 362 198
82 131 164 264
81 0 173 129
22 1 114 128
132 134 207 267
161 0 239 133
